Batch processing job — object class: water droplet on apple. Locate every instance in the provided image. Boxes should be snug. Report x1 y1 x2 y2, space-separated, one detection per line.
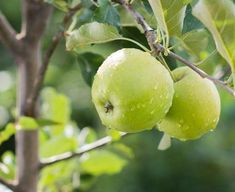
179 119 184 124
182 125 189 131
165 94 169 99
205 119 210 127
177 123 182 128
150 110 155 115
210 129 214 132
212 119 217 123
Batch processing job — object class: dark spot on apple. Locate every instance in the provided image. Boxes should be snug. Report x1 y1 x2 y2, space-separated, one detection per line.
104 101 113 113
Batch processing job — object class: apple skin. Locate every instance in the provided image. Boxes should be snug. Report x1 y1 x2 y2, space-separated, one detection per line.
158 67 221 140
92 48 174 133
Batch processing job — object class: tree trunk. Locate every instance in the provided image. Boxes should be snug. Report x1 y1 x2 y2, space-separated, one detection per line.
12 1 52 190
15 43 41 192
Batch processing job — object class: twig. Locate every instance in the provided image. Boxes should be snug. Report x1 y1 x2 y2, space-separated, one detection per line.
0 177 16 191
214 65 231 80
0 13 20 54
114 0 235 97
167 51 235 96
63 3 83 27
40 133 127 169
26 2 82 114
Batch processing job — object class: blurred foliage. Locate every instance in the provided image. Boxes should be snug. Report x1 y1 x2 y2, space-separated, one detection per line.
0 0 235 191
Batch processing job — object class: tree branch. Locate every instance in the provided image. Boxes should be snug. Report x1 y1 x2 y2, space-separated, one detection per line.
20 0 53 43
15 1 52 191
167 51 235 96
40 133 127 169
26 2 82 116
0 177 16 191
114 0 235 98
0 12 20 54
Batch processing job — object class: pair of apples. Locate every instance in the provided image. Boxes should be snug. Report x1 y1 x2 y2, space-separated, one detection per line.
92 48 220 140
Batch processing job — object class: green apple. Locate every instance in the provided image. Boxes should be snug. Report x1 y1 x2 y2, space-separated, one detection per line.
158 67 221 140
92 48 174 133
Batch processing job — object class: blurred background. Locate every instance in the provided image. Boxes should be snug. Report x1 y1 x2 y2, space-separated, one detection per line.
0 0 235 192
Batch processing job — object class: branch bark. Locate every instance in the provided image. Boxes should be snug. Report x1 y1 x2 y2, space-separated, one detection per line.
1 1 81 190
14 1 52 192
20 0 52 43
0 13 21 55
26 2 82 117
40 133 127 169
15 43 42 192
114 0 235 98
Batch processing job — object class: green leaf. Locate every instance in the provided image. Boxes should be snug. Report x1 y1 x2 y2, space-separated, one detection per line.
118 1 157 30
41 88 71 135
106 129 123 141
94 0 120 27
80 150 127 176
44 0 69 12
40 121 79 158
182 4 203 33
77 52 104 86
66 22 122 51
172 28 228 74
179 29 210 57
0 151 15 180
192 0 235 73
148 0 191 38
36 118 61 127
0 163 9 178
0 123 15 145
143 0 153 13
39 159 79 192
40 134 77 158
118 6 137 27
111 143 134 159
18 116 38 130
76 8 94 26
18 116 60 130
78 127 97 145
80 0 93 8
148 0 169 38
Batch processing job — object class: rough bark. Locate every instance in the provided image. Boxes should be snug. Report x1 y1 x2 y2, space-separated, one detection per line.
14 1 52 191
15 43 41 192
